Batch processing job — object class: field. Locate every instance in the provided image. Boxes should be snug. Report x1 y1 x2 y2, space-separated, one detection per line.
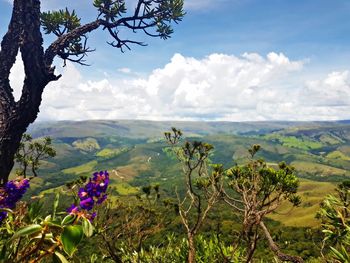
268 179 336 227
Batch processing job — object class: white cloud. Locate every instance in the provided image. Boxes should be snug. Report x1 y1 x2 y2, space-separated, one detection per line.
8 52 350 121
9 54 25 101
301 71 350 107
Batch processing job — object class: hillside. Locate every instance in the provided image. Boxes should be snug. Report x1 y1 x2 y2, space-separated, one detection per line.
23 120 350 227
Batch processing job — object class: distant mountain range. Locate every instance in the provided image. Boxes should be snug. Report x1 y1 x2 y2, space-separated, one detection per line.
28 119 350 139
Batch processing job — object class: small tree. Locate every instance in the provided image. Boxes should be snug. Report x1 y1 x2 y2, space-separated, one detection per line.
221 145 303 263
0 0 184 185
14 134 56 178
165 128 222 263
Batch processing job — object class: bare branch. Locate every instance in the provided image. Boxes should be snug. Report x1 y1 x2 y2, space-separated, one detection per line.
260 221 304 263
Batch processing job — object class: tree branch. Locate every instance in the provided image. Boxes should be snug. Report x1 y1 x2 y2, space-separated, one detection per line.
259 221 304 263
0 0 22 115
44 20 102 66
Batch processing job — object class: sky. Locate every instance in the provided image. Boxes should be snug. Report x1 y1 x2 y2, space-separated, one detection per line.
1 0 350 121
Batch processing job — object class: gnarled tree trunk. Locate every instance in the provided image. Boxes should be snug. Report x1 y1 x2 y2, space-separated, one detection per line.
0 0 58 185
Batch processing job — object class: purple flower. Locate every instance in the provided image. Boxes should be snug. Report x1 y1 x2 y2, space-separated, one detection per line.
0 178 30 223
67 204 79 214
97 194 107 204
89 212 97 222
67 171 109 221
78 188 89 200
80 197 94 210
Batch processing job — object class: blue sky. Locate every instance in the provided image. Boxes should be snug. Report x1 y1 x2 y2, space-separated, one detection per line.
1 0 350 121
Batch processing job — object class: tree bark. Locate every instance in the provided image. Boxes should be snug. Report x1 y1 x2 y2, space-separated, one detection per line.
259 221 304 263
245 230 258 263
0 0 58 185
0 0 23 185
187 233 196 263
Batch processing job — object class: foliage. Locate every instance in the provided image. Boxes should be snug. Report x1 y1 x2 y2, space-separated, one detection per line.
40 0 185 64
0 170 109 262
95 184 167 262
317 181 350 262
104 234 245 263
14 134 56 178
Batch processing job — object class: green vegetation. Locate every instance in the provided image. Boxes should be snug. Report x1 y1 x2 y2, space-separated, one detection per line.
96 147 129 159
317 181 350 262
6 120 350 262
327 150 350 161
262 134 323 150
291 161 349 177
114 183 139 195
62 160 98 175
72 138 100 152
268 179 336 227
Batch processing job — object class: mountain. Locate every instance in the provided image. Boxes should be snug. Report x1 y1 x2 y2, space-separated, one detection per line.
28 119 350 139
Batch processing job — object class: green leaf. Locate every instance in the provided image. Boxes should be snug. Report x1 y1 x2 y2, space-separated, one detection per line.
53 192 60 219
10 224 42 241
0 208 13 214
61 225 83 257
61 214 76 226
46 221 63 230
33 232 54 240
330 246 348 262
82 217 94 237
53 251 70 263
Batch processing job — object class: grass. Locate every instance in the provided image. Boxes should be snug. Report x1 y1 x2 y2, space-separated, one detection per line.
268 179 336 227
96 147 129 158
291 161 349 177
319 134 344 145
62 160 98 175
72 138 100 152
114 183 139 195
326 150 350 161
262 135 324 150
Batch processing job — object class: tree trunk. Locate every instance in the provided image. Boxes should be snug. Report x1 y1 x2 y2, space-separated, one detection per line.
0 0 58 185
188 233 196 263
259 221 304 263
0 122 26 184
245 226 258 263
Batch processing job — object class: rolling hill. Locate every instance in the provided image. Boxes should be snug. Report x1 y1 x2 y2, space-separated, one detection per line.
22 120 350 227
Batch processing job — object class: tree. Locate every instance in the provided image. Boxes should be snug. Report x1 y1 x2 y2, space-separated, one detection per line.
221 145 303 263
0 0 184 185
14 134 56 178
165 128 222 263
